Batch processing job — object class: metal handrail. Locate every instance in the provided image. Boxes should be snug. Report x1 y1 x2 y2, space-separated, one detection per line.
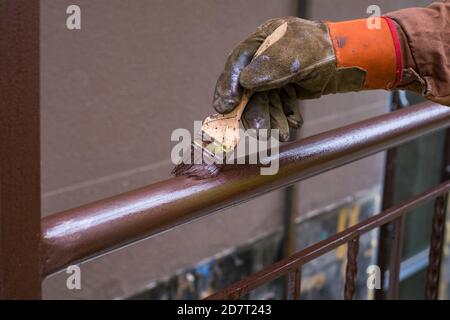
41 102 450 276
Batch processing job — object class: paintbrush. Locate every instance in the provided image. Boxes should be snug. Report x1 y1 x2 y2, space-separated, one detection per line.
172 22 288 179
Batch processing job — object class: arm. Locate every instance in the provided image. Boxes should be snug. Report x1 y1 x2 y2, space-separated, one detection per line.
212 2 450 142
387 0 450 106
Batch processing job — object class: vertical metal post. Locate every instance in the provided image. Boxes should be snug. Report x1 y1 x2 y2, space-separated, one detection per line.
282 183 299 299
425 128 450 299
344 236 360 300
287 266 302 300
281 1 309 298
375 91 403 300
0 0 42 299
385 216 405 299
425 195 448 299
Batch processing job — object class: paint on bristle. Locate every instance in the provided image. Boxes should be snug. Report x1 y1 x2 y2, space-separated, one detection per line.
171 143 223 179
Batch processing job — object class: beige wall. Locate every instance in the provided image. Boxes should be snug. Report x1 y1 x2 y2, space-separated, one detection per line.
41 0 433 299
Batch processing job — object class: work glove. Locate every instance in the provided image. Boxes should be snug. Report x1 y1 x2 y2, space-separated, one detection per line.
213 16 403 141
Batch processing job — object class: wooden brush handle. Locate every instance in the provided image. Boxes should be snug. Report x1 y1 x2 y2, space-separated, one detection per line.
229 22 288 121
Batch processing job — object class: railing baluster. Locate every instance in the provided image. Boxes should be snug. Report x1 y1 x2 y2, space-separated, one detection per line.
287 267 302 300
206 182 450 300
375 105 399 300
293 267 302 300
386 216 405 300
425 194 448 299
344 236 360 300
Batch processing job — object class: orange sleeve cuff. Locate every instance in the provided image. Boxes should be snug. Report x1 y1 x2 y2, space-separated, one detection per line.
326 17 402 90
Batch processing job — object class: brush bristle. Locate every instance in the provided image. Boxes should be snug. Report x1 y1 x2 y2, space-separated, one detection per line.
172 162 222 180
171 144 223 179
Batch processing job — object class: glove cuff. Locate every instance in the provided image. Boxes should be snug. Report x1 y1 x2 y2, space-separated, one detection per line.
326 17 403 90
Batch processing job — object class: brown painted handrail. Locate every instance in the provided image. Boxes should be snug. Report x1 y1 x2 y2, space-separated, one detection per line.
41 102 450 276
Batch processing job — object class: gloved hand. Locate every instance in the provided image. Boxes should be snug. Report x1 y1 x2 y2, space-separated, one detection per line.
213 16 403 141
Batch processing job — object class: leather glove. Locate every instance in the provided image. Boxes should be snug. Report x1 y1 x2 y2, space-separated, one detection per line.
213 16 403 141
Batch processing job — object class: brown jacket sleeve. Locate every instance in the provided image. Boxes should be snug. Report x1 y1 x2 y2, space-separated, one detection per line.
386 1 450 106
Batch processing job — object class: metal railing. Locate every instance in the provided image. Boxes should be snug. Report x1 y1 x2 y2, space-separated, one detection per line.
8 100 450 299
206 182 449 299
1 2 449 299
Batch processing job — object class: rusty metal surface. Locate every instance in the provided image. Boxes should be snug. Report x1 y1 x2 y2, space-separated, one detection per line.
425 128 450 299
281 128 301 299
425 127 450 299
41 102 450 276
425 194 448 299
386 216 405 299
206 181 450 299
0 1 42 299
376 215 405 300
287 267 302 300
344 236 359 300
